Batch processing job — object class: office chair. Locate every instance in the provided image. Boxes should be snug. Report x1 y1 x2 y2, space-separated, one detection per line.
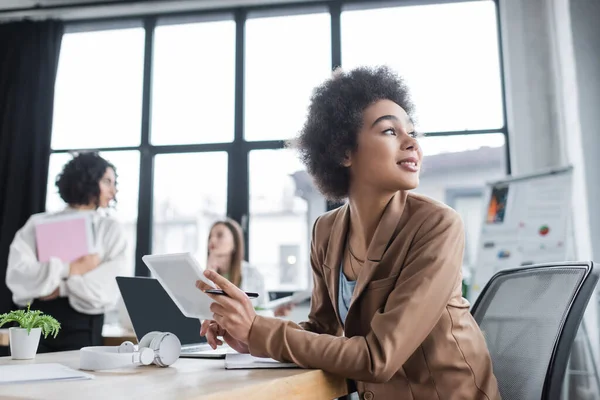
471 261 600 400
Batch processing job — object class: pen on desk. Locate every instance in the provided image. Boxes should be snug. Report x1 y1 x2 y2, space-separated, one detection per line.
204 289 259 299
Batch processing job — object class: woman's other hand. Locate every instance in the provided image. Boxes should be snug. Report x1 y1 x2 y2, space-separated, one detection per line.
69 253 101 276
199 319 249 354
39 286 60 301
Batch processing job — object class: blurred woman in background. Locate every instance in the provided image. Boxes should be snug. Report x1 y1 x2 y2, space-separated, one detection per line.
5 152 127 352
206 219 268 310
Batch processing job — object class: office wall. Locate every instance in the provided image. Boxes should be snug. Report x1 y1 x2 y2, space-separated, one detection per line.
500 0 600 365
570 0 600 279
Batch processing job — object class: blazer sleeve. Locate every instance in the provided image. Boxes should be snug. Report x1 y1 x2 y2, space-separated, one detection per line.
65 219 128 314
247 208 464 383
298 217 342 336
5 216 71 305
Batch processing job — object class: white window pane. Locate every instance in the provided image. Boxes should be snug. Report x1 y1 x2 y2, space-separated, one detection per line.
151 19 236 145
342 2 503 132
419 132 506 157
416 134 506 203
245 11 331 141
249 149 325 291
52 28 145 149
46 151 140 276
152 152 228 262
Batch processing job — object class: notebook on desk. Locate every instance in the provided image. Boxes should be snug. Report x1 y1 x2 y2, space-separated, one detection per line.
224 354 299 370
116 276 236 359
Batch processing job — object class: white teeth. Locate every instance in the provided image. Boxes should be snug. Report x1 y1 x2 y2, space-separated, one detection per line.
400 161 417 166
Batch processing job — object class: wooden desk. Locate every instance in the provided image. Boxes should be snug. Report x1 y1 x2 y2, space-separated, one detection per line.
0 351 349 400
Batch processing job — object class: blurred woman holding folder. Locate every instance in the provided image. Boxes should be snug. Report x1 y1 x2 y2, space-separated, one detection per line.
197 67 500 399
5 152 127 352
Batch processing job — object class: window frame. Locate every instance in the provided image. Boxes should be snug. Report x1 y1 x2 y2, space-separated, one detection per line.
49 0 509 277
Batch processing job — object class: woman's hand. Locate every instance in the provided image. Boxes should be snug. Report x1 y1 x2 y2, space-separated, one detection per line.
39 286 59 301
69 254 101 276
196 270 257 345
200 319 249 353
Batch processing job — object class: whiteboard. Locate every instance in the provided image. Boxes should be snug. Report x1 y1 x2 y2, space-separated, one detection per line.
469 166 574 303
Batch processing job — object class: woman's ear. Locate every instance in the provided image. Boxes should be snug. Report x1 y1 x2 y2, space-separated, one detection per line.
341 150 352 168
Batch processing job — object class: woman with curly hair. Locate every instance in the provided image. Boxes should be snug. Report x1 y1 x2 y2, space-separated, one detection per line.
197 66 500 399
6 152 127 352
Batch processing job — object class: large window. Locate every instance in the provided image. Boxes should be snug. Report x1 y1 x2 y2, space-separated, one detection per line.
49 25 145 278
245 9 331 141
52 26 145 150
249 149 315 291
151 18 236 145
152 152 228 261
47 1 507 300
341 1 503 132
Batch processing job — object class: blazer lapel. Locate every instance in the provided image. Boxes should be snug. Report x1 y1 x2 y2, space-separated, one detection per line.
349 191 407 307
323 204 350 326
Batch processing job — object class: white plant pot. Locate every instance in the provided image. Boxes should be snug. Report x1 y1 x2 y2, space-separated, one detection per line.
9 327 41 360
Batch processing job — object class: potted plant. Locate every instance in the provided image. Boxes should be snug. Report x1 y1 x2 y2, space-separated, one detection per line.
0 304 61 360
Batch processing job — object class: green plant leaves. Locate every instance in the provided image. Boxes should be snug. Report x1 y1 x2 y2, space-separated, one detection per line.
0 303 61 339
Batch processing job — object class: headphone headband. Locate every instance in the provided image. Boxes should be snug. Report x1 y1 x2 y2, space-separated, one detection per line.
79 332 181 371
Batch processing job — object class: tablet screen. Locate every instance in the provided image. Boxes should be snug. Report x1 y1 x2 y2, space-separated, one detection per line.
141 253 217 320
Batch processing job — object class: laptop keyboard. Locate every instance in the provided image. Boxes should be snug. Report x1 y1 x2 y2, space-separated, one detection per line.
181 344 212 353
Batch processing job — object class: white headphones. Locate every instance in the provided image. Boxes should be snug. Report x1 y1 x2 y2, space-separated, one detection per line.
79 331 181 371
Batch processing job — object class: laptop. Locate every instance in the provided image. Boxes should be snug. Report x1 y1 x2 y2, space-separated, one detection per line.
116 276 235 359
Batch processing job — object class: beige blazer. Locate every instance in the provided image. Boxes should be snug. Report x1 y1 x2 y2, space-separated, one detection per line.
248 191 500 400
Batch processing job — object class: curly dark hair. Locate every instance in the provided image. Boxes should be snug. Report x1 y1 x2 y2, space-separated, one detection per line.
55 152 117 207
294 65 415 201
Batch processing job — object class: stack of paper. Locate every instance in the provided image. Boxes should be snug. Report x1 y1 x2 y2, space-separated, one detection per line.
0 363 94 384
224 353 299 370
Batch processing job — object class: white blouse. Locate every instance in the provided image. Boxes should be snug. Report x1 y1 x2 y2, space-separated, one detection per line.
5 208 128 315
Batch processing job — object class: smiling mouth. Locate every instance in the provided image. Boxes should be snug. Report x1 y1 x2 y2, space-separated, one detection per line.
398 160 417 167
397 160 419 172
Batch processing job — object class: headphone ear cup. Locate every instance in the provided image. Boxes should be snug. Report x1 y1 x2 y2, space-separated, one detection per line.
118 341 135 353
138 347 155 366
154 333 181 367
138 331 162 350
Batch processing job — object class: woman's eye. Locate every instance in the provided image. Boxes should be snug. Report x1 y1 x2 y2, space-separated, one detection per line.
383 128 396 136
409 131 418 138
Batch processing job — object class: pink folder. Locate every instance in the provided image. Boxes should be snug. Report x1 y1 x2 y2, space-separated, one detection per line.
34 214 95 263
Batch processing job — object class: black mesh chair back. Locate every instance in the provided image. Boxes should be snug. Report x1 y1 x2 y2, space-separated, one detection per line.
471 262 599 400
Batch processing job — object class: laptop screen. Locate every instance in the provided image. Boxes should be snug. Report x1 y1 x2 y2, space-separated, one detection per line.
116 276 206 346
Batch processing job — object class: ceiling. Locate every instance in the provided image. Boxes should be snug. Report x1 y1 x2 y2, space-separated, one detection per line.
0 0 324 21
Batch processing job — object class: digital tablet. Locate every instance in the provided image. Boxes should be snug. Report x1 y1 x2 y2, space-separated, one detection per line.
141 252 217 320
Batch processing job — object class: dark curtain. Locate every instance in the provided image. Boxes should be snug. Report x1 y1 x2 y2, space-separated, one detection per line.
0 20 64 314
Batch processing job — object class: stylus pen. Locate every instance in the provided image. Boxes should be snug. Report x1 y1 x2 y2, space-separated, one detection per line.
205 289 259 299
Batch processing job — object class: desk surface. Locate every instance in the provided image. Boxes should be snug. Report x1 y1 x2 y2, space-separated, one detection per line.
0 351 349 400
